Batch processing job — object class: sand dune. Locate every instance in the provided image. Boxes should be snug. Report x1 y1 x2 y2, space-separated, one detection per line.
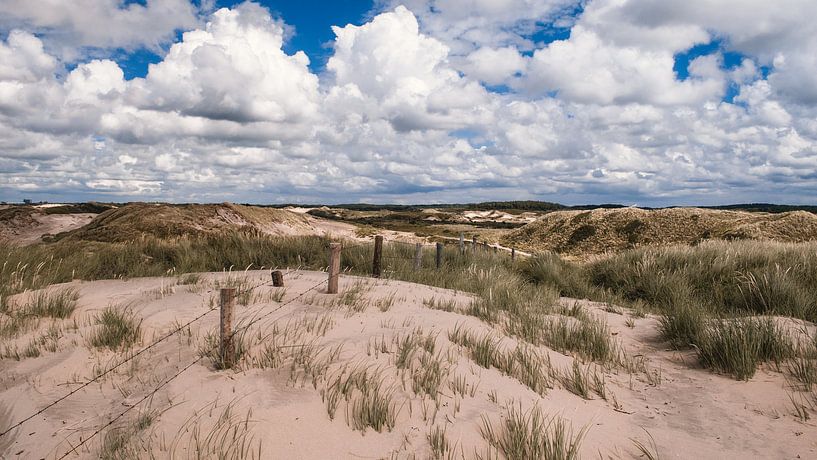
1 271 814 459
503 207 817 258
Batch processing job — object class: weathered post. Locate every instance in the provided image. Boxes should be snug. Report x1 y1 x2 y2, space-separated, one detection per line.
271 270 284 287
328 243 341 294
219 288 235 368
436 242 443 269
493 245 498 253
372 235 383 278
472 236 477 254
414 243 422 270
459 233 465 254
511 248 516 261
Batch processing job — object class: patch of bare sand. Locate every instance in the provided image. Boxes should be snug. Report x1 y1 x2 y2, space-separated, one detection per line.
0 273 814 458
0 211 95 245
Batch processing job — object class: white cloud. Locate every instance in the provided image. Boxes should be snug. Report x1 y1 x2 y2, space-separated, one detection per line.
463 47 526 85
0 0 199 59
521 25 725 106
1 1 817 205
327 6 490 132
128 2 319 125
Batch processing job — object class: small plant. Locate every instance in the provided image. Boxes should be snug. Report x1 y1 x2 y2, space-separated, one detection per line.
177 273 202 285
199 327 249 371
375 292 397 312
323 367 400 433
428 425 451 459
480 403 586 460
696 317 794 380
88 306 142 350
20 288 79 319
631 428 660 460
170 401 262 459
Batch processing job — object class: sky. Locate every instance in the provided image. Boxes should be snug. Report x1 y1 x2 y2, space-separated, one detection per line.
1 0 816 206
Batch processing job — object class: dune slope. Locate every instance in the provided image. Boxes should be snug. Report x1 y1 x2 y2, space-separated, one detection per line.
1 271 814 458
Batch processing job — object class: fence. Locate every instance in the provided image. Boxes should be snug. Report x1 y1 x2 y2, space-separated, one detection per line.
0 232 522 457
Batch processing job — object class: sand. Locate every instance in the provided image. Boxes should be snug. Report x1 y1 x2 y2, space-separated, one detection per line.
0 212 96 245
1 272 815 459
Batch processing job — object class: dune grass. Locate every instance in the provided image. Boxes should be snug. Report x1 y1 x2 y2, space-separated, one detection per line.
3 233 816 381
88 306 142 351
480 403 586 460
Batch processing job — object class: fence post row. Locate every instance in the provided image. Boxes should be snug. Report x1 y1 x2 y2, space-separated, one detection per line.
328 243 341 294
219 288 235 368
372 235 383 278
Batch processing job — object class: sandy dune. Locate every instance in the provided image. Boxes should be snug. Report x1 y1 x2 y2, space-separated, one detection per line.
1 272 815 459
0 213 96 245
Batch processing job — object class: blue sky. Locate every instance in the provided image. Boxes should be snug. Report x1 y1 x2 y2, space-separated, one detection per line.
0 0 815 206
117 0 376 79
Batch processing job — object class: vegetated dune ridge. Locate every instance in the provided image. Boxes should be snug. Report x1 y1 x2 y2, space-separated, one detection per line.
0 206 97 246
502 207 817 258
1 272 815 459
56 203 358 243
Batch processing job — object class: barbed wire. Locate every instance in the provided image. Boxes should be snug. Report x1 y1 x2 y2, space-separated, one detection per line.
56 356 204 460
0 298 218 439
52 272 328 458
0 271 279 440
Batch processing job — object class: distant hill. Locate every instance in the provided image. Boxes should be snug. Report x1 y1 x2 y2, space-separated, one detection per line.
54 203 320 243
266 201 817 214
501 207 817 258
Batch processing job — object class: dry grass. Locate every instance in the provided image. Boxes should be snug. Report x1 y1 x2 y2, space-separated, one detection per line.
170 400 262 459
503 207 817 258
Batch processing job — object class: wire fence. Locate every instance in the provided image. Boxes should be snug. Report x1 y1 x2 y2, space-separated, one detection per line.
54 272 328 459
1 233 521 457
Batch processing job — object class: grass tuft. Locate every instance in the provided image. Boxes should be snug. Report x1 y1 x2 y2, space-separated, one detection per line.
88 306 142 350
480 403 586 460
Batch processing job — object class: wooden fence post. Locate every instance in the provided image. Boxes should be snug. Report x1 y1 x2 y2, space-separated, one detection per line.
414 243 422 270
219 288 235 369
328 243 341 294
459 233 465 254
271 270 284 287
372 235 383 278
472 236 477 254
436 242 443 269
511 248 516 261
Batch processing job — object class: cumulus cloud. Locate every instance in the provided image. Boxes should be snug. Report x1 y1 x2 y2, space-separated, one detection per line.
521 25 725 105
327 6 490 132
0 0 199 59
1 1 817 205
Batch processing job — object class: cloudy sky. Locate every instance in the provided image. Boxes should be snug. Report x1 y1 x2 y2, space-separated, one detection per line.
1 0 816 205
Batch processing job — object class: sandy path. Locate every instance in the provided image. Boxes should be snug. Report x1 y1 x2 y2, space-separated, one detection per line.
0 273 814 459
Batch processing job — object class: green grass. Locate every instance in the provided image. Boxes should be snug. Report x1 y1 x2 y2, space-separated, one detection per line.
88 306 142 351
5 232 816 382
696 317 795 380
322 366 399 433
480 403 586 460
